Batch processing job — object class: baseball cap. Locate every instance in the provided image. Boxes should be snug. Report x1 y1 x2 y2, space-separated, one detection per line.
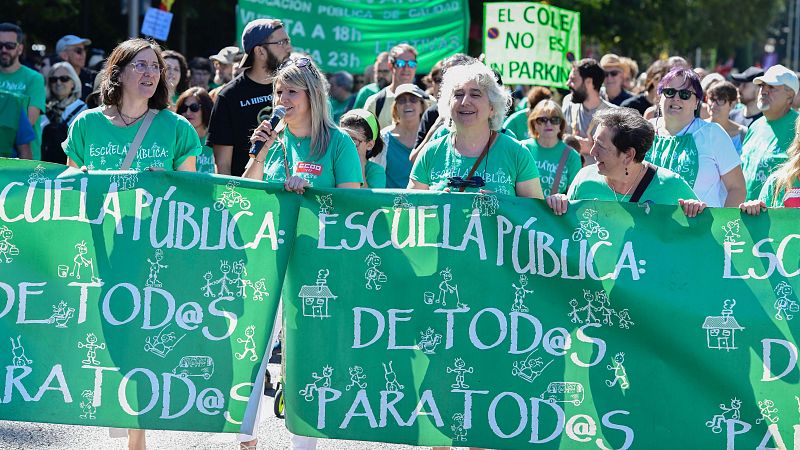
754 64 799 94
394 83 427 99
56 35 91 54
730 66 764 83
210 46 241 65
239 19 283 68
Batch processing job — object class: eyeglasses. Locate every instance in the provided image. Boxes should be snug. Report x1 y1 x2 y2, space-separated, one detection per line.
49 75 72 84
535 116 562 125
447 176 485 189
69 47 85 55
130 61 162 74
605 70 622 77
395 95 421 105
279 57 320 78
177 103 201 114
262 38 291 47
393 60 418 69
661 88 695 100
0 41 18 51
707 98 728 106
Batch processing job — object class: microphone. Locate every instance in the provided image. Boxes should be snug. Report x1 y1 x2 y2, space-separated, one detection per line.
249 105 286 157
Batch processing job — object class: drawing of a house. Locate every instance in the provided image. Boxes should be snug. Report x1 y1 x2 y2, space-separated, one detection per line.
298 270 336 319
703 301 744 351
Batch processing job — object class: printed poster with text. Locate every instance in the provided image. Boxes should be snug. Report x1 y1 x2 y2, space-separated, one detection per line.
236 0 469 74
484 2 580 88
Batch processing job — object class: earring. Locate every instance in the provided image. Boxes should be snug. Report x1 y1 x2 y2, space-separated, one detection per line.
625 165 629 176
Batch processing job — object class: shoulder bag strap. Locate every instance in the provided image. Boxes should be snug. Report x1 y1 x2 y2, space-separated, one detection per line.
629 163 657 203
460 131 496 193
120 109 157 170
550 146 571 195
375 89 388 119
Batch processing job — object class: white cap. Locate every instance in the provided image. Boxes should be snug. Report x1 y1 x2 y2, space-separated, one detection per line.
754 64 799 94
56 35 91 54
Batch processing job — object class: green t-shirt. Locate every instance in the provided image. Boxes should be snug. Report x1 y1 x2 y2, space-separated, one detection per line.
758 172 800 207
196 139 216 174
503 109 530 141
410 132 540 196
261 126 364 187
352 83 380 111
567 163 698 205
741 110 798 200
63 108 201 170
365 160 386 188
521 139 582 196
0 65 46 159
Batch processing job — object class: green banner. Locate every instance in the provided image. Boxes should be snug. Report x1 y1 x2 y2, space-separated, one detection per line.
284 188 800 449
0 159 298 433
484 2 580 88
235 0 469 74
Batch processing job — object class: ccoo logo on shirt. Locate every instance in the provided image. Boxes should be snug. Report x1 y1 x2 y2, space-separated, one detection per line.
296 161 322 176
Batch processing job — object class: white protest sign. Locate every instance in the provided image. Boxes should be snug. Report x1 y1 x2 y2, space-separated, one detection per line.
141 7 173 41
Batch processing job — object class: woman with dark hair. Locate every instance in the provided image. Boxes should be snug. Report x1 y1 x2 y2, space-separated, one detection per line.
162 49 189 106
706 82 748 154
645 66 745 207
41 61 87 164
64 38 199 172
340 109 386 188
521 100 582 196
546 108 707 216
176 87 215 173
244 56 362 192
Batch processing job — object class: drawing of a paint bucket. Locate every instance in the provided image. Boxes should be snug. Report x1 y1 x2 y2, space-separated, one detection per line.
423 292 434 304
57 265 68 278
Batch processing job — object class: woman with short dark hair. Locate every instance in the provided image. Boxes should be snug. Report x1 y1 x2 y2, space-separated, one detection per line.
706 81 748 154
64 38 199 172
175 87 215 173
340 109 386 188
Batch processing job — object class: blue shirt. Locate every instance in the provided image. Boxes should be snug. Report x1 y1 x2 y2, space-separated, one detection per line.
382 131 413 188
15 108 35 146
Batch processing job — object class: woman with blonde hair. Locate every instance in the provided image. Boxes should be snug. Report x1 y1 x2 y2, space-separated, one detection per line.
521 99 582 196
740 132 800 213
409 62 543 198
244 56 362 191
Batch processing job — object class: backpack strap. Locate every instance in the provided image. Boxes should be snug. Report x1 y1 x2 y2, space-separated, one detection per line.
120 109 157 170
375 88 388 119
550 146 571 195
460 131 496 193
629 163 657 203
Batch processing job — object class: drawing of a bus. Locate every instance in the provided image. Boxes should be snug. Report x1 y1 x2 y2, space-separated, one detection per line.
540 381 584 406
172 356 215 380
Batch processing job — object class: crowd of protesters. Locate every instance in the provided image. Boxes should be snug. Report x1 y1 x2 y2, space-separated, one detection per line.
2 13 800 449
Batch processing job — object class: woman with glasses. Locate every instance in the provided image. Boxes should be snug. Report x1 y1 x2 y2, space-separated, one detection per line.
41 61 86 164
546 108 707 217
64 38 199 172
244 56 362 192
705 82 748 155
409 62 543 198
645 66 745 207
340 109 386 188
162 50 189 107
176 87 215 173
371 83 425 188
521 100 582 196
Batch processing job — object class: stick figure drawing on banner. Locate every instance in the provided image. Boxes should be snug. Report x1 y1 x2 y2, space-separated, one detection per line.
706 398 742 433
78 333 106 366
447 358 474 389
438 268 464 308
10 335 32 367
0 226 19 263
364 252 387 290
511 275 533 312
383 361 404 391
299 366 334 401
145 249 168 288
70 241 100 282
346 366 367 391
235 325 258 361
79 390 96 419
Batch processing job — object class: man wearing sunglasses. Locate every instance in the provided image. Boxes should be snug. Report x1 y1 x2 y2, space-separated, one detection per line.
207 18 292 176
600 53 633 106
364 43 430 129
56 34 95 100
0 23 45 160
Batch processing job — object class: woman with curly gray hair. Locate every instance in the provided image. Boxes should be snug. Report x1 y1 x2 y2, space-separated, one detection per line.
409 62 543 198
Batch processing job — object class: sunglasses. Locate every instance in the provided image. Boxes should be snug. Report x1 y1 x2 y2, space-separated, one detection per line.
0 41 18 51
447 175 485 189
279 57 320 78
70 47 85 55
662 88 695 100
393 60 418 69
395 95 421 105
535 116 562 125
177 103 202 114
49 75 72 84
605 70 622 77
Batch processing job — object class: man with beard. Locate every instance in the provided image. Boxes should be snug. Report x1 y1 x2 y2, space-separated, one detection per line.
352 52 390 110
729 66 764 128
0 23 45 160
207 18 292 175
562 58 615 162
56 34 95 100
365 44 427 129
740 64 799 199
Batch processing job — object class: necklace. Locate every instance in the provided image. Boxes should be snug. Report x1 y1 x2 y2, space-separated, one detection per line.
117 106 148 126
608 164 646 201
